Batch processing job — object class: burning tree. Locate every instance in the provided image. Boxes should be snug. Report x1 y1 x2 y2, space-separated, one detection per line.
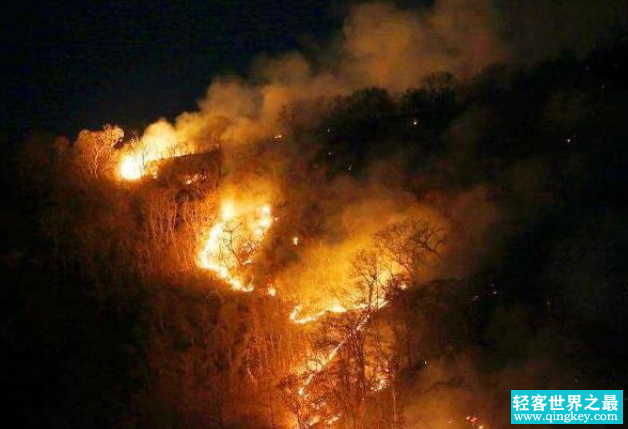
74 125 124 179
278 218 446 429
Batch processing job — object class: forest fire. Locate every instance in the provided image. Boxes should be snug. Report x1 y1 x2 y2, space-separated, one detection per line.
197 201 274 292
189 184 404 428
9 1 628 429
289 305 389 429
111 140 444 428
116 120 187 181
289 302 348 324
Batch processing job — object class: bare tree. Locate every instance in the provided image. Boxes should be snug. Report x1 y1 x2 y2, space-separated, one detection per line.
375 219 445 283
74 125 124 179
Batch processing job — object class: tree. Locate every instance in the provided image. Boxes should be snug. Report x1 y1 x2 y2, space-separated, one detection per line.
375 219 445 283
74 125 124 179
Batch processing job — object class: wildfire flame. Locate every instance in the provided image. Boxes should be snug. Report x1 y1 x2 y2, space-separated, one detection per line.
102 115 457 429
289 293 391 428
116 120 185 181
113 142 415 428
118 155 144 180
196 198 394 427
197 201 273 292
289 302 348 325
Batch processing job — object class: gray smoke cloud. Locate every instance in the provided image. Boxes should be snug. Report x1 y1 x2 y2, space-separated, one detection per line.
161 0 508 151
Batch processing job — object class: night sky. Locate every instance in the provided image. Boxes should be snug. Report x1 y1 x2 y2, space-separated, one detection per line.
0 0 342 135
2 0 624 137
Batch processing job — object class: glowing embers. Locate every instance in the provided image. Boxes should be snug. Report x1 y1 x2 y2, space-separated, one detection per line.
289 302 348 325
198 201 273 292
289 293 390 325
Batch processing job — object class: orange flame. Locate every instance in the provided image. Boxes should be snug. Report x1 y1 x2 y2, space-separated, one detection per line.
197 201 273 292
117 120 185 181
289 302 348 325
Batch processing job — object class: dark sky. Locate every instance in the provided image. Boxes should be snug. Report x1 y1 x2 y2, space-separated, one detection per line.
2 0 625 137
0 0 341 135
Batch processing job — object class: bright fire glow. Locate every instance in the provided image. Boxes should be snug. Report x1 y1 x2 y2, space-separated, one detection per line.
198 198 395 426
117 120 184 181
197 200 273 292
114 145 416 427
106 119 450 429
191 192 399 427
118 155 144 180
288 280 392 427
289 302 348 324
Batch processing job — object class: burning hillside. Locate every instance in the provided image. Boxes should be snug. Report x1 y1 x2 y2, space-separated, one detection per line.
52 111 483 429
5 2 628 429
198 200 273 293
